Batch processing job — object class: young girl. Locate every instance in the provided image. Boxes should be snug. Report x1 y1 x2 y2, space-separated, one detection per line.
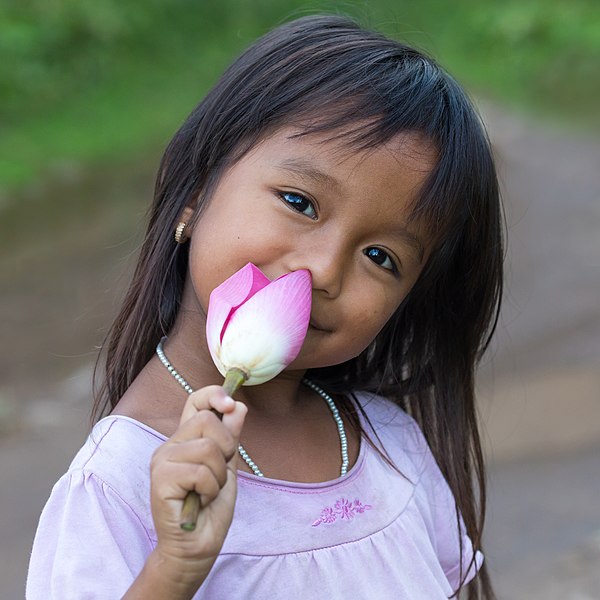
28 15 502 599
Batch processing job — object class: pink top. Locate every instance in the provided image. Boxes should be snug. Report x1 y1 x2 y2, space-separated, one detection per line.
27 392 483 598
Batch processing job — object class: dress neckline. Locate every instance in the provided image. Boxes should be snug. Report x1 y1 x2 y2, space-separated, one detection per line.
99 394 366 489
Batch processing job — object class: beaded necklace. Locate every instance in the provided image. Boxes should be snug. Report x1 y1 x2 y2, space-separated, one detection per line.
156 337 348 477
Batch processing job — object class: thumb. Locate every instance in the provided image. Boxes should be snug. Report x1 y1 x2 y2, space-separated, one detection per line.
221 400 248 444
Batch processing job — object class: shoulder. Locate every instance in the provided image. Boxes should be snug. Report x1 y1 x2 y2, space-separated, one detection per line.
352 390 429 462
352 390 484 590
64 416 166 515
71 416 166 474
352 390 416 430
352 390 451 492
27 417 164 598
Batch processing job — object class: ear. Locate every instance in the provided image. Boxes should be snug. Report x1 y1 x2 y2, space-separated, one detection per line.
179 205 195 230
174 205 196 244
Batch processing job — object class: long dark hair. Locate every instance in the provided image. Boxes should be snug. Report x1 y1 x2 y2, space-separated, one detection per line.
94 15 502 599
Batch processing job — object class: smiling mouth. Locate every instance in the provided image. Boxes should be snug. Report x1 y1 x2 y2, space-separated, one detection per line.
309 320 331 332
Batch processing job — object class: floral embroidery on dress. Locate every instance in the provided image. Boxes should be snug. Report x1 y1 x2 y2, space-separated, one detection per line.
311 498 373 527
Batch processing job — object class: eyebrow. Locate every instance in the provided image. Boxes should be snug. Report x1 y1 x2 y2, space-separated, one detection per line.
274 158 341 190
392 228 425 264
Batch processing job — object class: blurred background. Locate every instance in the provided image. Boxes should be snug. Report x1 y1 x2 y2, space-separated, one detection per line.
1 1 599 598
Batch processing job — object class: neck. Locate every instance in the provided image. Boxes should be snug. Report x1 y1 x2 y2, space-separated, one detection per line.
235 372 311 416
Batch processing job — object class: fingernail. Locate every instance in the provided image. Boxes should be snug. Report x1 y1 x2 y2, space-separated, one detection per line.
224 395 235 405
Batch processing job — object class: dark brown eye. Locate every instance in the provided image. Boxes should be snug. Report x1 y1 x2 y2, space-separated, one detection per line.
364 247 397 273
279 192 317 219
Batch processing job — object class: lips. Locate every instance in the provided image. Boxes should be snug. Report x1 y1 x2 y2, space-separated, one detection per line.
309 318 331 332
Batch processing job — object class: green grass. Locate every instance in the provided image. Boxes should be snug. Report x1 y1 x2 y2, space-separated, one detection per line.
1 0 598 194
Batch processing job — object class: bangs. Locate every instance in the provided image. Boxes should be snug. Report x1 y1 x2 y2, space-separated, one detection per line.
161 13 497 278
204 20 491 246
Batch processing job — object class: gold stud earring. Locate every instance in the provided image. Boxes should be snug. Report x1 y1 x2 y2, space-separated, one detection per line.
174 221 188 244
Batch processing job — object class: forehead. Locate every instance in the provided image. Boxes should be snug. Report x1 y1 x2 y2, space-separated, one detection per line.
243 126 437 195
249 126 436 173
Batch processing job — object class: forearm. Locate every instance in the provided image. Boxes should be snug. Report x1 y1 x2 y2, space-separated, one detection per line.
127 390 245 599
122 549 214 600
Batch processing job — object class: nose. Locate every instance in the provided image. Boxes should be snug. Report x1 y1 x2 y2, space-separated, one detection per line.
286 238 347 299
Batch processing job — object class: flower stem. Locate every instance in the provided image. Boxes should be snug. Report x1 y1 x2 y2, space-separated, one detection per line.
180 367 248 531
222 367 248 396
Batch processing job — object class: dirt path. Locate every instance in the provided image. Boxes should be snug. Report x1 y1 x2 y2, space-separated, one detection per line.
1 103 599 598
476 103 600 599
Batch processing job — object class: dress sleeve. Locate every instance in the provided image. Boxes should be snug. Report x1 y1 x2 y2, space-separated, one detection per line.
410 422 484 592
27 469 154 599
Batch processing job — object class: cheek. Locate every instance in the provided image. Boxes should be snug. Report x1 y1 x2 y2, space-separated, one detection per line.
349 307 387 346
186 244 214 314
186 218 283 311
339 295 401 357
355 284 403 328
186 221 243 312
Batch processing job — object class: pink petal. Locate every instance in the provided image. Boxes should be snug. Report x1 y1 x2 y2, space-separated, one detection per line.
206 263 271 354
223 269 312 367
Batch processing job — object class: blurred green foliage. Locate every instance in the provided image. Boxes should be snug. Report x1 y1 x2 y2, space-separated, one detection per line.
1 0 598 192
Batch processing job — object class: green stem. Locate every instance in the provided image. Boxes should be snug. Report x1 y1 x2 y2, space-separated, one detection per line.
180 367 249 531
222 367 248 397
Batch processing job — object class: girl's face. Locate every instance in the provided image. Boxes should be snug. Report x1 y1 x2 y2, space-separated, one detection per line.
186 127 435 370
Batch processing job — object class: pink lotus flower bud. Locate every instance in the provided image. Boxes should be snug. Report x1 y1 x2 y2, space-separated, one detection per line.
206 263 312 385
182 263 312 530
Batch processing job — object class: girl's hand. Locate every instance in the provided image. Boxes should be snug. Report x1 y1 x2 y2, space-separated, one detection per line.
148 386 247 591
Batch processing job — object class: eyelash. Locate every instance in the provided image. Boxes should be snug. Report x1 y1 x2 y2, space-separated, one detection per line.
278 191 317 219
277 190 399 276
363 247 399 275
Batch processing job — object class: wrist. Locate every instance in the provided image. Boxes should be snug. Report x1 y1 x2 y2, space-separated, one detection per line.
152 546 215 590
125 549 214 600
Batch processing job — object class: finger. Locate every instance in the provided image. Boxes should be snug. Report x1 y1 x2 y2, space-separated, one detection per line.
170 411 237 461
179 386 235 426
158 438 229 488
221 401 248 447
153 461 222 505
